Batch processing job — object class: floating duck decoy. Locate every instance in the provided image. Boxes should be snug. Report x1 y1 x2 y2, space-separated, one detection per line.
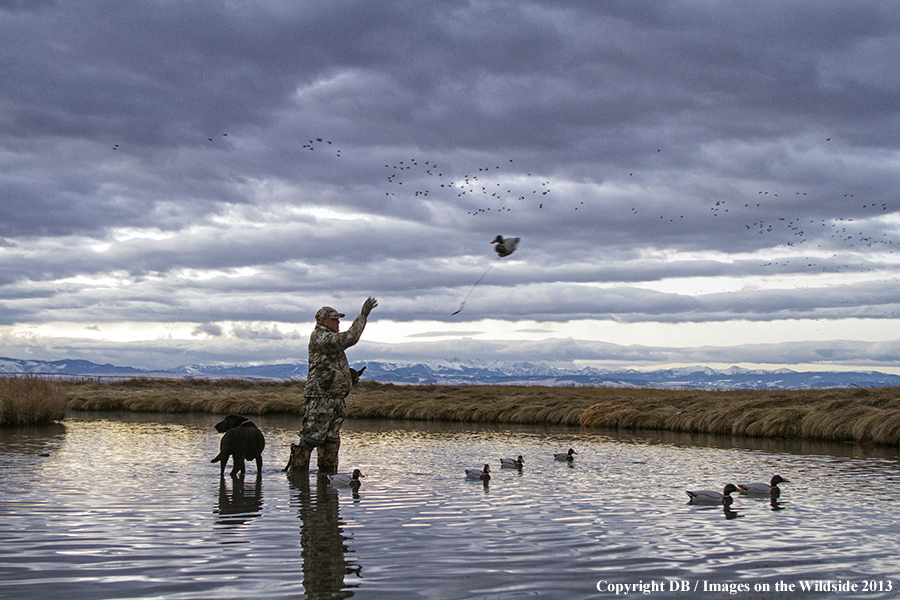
500 455 525 469
327 469 365 488
466 464 491 481
686 483 745 505
491 235 519 257
739 475 790 497
554 448 577 462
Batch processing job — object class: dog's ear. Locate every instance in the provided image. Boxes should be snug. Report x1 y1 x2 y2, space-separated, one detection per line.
350 365 366 385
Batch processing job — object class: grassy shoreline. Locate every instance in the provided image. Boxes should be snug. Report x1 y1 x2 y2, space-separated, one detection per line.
59 378 900 446
1 376 68 426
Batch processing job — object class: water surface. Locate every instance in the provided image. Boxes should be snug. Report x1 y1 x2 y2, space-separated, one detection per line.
1 413 898 599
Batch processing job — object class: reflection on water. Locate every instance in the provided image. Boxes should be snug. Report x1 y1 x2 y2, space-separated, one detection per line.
216 475 263 532
0 412 899 599
289 473 361 598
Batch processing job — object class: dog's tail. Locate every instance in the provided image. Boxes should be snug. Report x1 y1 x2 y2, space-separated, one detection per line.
210 453 222 463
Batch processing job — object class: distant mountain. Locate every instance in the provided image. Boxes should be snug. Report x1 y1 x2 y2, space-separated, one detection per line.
2 356 899 390
356 360 900 390
0 357 149 376
167 362 307 379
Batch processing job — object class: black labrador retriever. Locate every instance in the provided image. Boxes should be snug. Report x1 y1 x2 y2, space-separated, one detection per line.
210 414 265 479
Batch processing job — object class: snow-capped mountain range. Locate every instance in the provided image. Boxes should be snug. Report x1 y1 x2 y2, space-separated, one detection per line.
2 356 900 390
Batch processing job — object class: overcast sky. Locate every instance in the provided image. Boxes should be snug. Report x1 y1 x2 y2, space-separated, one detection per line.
2 1 900 373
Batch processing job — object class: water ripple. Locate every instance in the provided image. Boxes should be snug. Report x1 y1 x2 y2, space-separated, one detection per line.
1 414 898 599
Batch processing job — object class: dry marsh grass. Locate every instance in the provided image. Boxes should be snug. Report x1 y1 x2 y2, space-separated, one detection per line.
0 376 68 426
63 377 306 414
61 379 900 446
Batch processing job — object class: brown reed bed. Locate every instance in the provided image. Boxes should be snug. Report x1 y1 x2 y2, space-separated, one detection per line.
0 376 68 426
63 377 307 414
60 378 900 446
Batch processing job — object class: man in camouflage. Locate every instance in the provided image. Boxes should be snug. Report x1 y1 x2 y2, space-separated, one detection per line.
286 297 377 474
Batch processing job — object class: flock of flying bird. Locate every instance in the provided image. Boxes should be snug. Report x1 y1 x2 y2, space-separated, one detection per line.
278 133 895 314
110 132 895 300
115 132 890 276
382 156 553 214
377 143 895 282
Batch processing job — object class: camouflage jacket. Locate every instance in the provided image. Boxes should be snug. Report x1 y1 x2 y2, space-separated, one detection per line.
304 311 368 399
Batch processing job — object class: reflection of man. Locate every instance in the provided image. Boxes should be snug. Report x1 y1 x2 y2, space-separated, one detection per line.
287 297 377 473
289 474 361 596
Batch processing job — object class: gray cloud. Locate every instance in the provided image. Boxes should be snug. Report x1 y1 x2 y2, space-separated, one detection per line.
192 323 223 337
2 1 899 371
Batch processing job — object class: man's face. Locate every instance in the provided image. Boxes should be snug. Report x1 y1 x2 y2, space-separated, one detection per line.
322 317 340 332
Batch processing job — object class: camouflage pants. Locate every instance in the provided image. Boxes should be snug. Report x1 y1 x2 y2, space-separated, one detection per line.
300 395 346 448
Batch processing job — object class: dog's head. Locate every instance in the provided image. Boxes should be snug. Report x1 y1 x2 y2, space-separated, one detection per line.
214 414 248 433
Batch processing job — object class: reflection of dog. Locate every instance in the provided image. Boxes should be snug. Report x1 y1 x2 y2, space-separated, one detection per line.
215 477 263 529
210 415 265 479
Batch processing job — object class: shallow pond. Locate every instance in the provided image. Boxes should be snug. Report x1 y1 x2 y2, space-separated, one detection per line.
1 412 898 599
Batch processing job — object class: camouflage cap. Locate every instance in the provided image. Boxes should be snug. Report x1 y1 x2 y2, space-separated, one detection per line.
316 306 345 322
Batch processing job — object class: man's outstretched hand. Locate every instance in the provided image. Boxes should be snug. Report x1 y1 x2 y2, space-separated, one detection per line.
362 297 378 316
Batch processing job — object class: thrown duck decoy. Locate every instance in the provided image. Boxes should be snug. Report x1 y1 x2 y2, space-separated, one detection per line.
500 455 525 469
554 448 577 462
466 464 491 481
327 469 365 488
491 235 519 257
738 475 790 497
686 483 745 505
452 236 520 315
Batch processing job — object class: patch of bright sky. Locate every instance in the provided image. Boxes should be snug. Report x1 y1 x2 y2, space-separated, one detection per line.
364 317 900 346
9 317 900 374
175 266 260 281
92 227 179 252
18 322 199 342
112 227 178 242
16 320 307 343
58 274 134 289
19 316 898 347
625 270 898 296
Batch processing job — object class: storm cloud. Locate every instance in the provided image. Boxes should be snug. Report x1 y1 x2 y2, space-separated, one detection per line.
1 1 899 371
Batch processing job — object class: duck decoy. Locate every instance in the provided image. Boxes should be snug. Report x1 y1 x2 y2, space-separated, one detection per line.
554 448 577 462
500 455 525 469
686 483 745 505
738 475 790 497
491 235 519 257
466 464 491 481
327 469 365 488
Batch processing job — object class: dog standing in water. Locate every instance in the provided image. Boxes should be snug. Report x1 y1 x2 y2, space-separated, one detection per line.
211 414 265 479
